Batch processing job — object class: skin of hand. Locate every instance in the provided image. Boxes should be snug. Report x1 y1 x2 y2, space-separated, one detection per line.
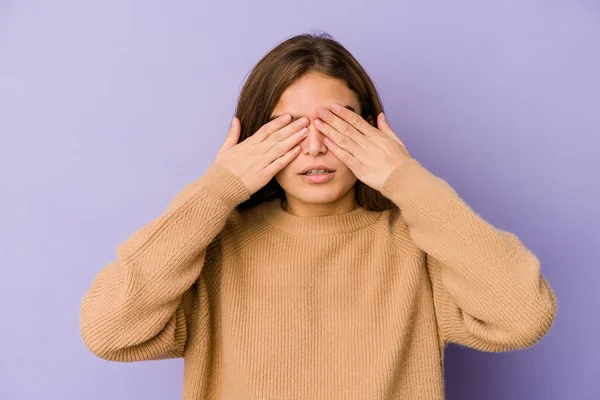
313 103 413 192
214 114 309 195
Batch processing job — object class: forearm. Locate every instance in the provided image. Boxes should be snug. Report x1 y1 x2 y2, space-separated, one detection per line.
381 159 557 349
80 163 250 360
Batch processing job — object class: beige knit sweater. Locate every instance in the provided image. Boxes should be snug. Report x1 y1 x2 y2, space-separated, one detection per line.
80 158 557 399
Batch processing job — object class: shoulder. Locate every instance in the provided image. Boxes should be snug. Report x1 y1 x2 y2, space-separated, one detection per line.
373 206 417 251
208 200 273 255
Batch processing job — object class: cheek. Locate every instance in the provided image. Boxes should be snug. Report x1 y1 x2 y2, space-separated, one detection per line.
274 164 292 180
337 167 358 187
337 164 356 178
274 165 295 188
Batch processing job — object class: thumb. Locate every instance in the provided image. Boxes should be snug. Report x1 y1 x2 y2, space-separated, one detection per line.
378 112 396 138
222 116 241 150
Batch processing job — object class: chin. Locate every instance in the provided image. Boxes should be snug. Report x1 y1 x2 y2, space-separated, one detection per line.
276 174 356 205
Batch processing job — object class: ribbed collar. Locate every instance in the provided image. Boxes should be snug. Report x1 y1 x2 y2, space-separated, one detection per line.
257 198 383 236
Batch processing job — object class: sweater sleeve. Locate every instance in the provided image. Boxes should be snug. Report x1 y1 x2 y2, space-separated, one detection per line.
80 163 250 361
381 158 557 352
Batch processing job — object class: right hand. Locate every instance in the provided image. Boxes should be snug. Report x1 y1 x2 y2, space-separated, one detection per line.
214 114 310 195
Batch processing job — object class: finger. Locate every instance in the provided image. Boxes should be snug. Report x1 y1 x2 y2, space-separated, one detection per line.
254 113 292 142
264 116 310 146
265 144 302 176
324 137 361 171
378 112 399 141
378 112 407 149
329 103 378 137
266 126 309 159
314 118 363 158
316 108 369 148
220 116 241 152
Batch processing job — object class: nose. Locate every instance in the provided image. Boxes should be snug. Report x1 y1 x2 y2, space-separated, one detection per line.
299 119 328 156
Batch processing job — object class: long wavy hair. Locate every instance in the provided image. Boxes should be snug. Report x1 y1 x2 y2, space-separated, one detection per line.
234 31 397 212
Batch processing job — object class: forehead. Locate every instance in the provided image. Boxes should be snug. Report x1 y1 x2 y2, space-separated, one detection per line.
271 73 360 116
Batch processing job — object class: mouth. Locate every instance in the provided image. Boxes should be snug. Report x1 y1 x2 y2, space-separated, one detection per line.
300 170 335 175
299 170 335 183
299 167 336 175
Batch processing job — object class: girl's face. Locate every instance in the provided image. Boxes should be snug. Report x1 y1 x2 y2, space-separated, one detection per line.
271 73 364 207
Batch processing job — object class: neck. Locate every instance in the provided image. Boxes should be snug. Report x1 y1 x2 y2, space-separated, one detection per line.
257 188 382 236
282 190 359 217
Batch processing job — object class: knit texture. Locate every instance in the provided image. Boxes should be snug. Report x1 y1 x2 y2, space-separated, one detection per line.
80 158 557 399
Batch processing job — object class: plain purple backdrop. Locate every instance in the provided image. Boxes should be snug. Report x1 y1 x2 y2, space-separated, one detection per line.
1 1 598 399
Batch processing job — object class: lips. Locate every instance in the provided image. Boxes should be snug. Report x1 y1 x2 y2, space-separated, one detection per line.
301 170 334 175
298 165 336 175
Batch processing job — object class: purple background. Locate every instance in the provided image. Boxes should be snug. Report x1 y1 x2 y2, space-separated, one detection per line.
1 1 598 399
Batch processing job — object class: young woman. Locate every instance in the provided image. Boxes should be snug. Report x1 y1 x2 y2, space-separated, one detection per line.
80 32 557 399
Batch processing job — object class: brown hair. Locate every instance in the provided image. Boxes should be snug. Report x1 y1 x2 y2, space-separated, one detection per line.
234 31 397 212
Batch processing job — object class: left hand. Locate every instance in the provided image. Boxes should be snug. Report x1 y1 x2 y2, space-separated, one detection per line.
314 103 413 192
